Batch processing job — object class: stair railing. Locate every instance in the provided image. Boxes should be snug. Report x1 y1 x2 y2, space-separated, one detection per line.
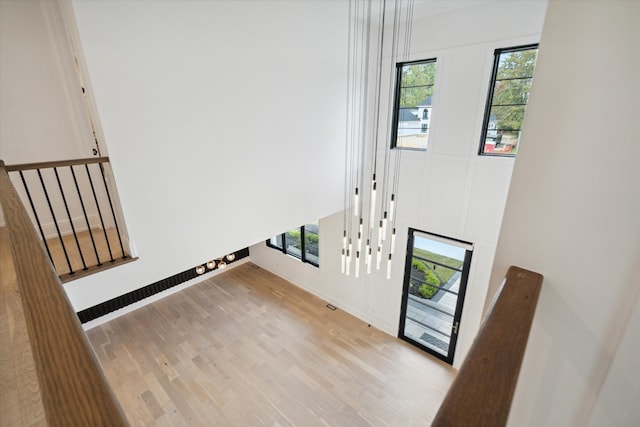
432 266 543 426
0 160 128 425
4 157 133 281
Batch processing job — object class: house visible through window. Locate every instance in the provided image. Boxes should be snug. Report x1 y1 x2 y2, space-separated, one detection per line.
267 222 319 267
480 44 539 155
391 58 437 150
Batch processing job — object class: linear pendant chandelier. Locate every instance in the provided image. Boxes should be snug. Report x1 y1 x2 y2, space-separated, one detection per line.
342 0 415 280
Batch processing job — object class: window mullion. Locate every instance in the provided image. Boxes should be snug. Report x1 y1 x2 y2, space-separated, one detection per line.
300 226 307 264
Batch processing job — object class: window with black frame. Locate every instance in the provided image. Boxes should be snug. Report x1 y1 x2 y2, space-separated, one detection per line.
479 44 539 156
267 222 319 267
399 229 473 365
391 58 437 150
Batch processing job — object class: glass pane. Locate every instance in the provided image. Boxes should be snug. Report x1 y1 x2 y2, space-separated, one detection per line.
403 234 469 359
269 234 283 250
496 48 538 80
402 62 436 86
303 223 319 266
400 86 432 108
481 46 537 156
396 101 431 149
394 60 436 150
285 228 302 259
489 105 526 132
398 126 424 134
483 130 521 155
481 102 526 154
396 132 429 149
492 78 533 106
412 237 465 271
398 107 419 122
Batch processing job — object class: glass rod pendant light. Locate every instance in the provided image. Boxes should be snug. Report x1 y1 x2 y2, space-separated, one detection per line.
354 188 360 216
339 0 414 281
341 230 347 273
357 218 363 252
382 211 388 237
369 177 377 228
390 228 397 254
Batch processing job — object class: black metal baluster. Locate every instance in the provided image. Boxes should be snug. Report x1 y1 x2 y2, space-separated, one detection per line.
99 163 126 259
70 165 102 266
54 167 87 270
85 164 114 262
18 171 54 265
37 168 74 275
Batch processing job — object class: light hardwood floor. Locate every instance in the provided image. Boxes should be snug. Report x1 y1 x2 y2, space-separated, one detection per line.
87 263 456 426
46 227 125 276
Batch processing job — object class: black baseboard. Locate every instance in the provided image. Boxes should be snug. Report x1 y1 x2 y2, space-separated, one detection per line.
77 248 250 323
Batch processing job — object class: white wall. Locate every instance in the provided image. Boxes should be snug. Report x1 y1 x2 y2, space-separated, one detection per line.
487 1 640 425
65 0 349 310
587 291 640 426
0 0 97 227
251 0 548 368
0 0 115 236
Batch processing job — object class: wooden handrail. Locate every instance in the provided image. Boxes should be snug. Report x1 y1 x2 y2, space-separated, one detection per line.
432 266 543 427
0 160 128 426
5 156 110 172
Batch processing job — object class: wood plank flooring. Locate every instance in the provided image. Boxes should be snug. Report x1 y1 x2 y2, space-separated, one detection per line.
42 227 136 283
46 228 125 276
87 263 456 426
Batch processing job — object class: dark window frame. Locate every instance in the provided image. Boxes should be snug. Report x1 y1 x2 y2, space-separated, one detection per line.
398 228 473 365
391 58 437 151
479 43 539 157
266 225 319 267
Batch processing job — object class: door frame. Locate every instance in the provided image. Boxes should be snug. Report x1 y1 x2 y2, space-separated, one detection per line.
398 228 473 365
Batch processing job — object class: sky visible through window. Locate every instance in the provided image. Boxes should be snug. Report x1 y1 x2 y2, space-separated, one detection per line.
414 236 464 262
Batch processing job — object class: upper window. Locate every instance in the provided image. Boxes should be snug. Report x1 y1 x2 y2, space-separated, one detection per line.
267 222 319 267
391 59 437 150
479 44 539 156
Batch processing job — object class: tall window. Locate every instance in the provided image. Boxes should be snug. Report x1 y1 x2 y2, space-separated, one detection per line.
391 59 437 150
267 222 319 267
479 44 539 156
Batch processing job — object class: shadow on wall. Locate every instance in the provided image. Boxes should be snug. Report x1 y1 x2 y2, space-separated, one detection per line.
514 272 640 426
